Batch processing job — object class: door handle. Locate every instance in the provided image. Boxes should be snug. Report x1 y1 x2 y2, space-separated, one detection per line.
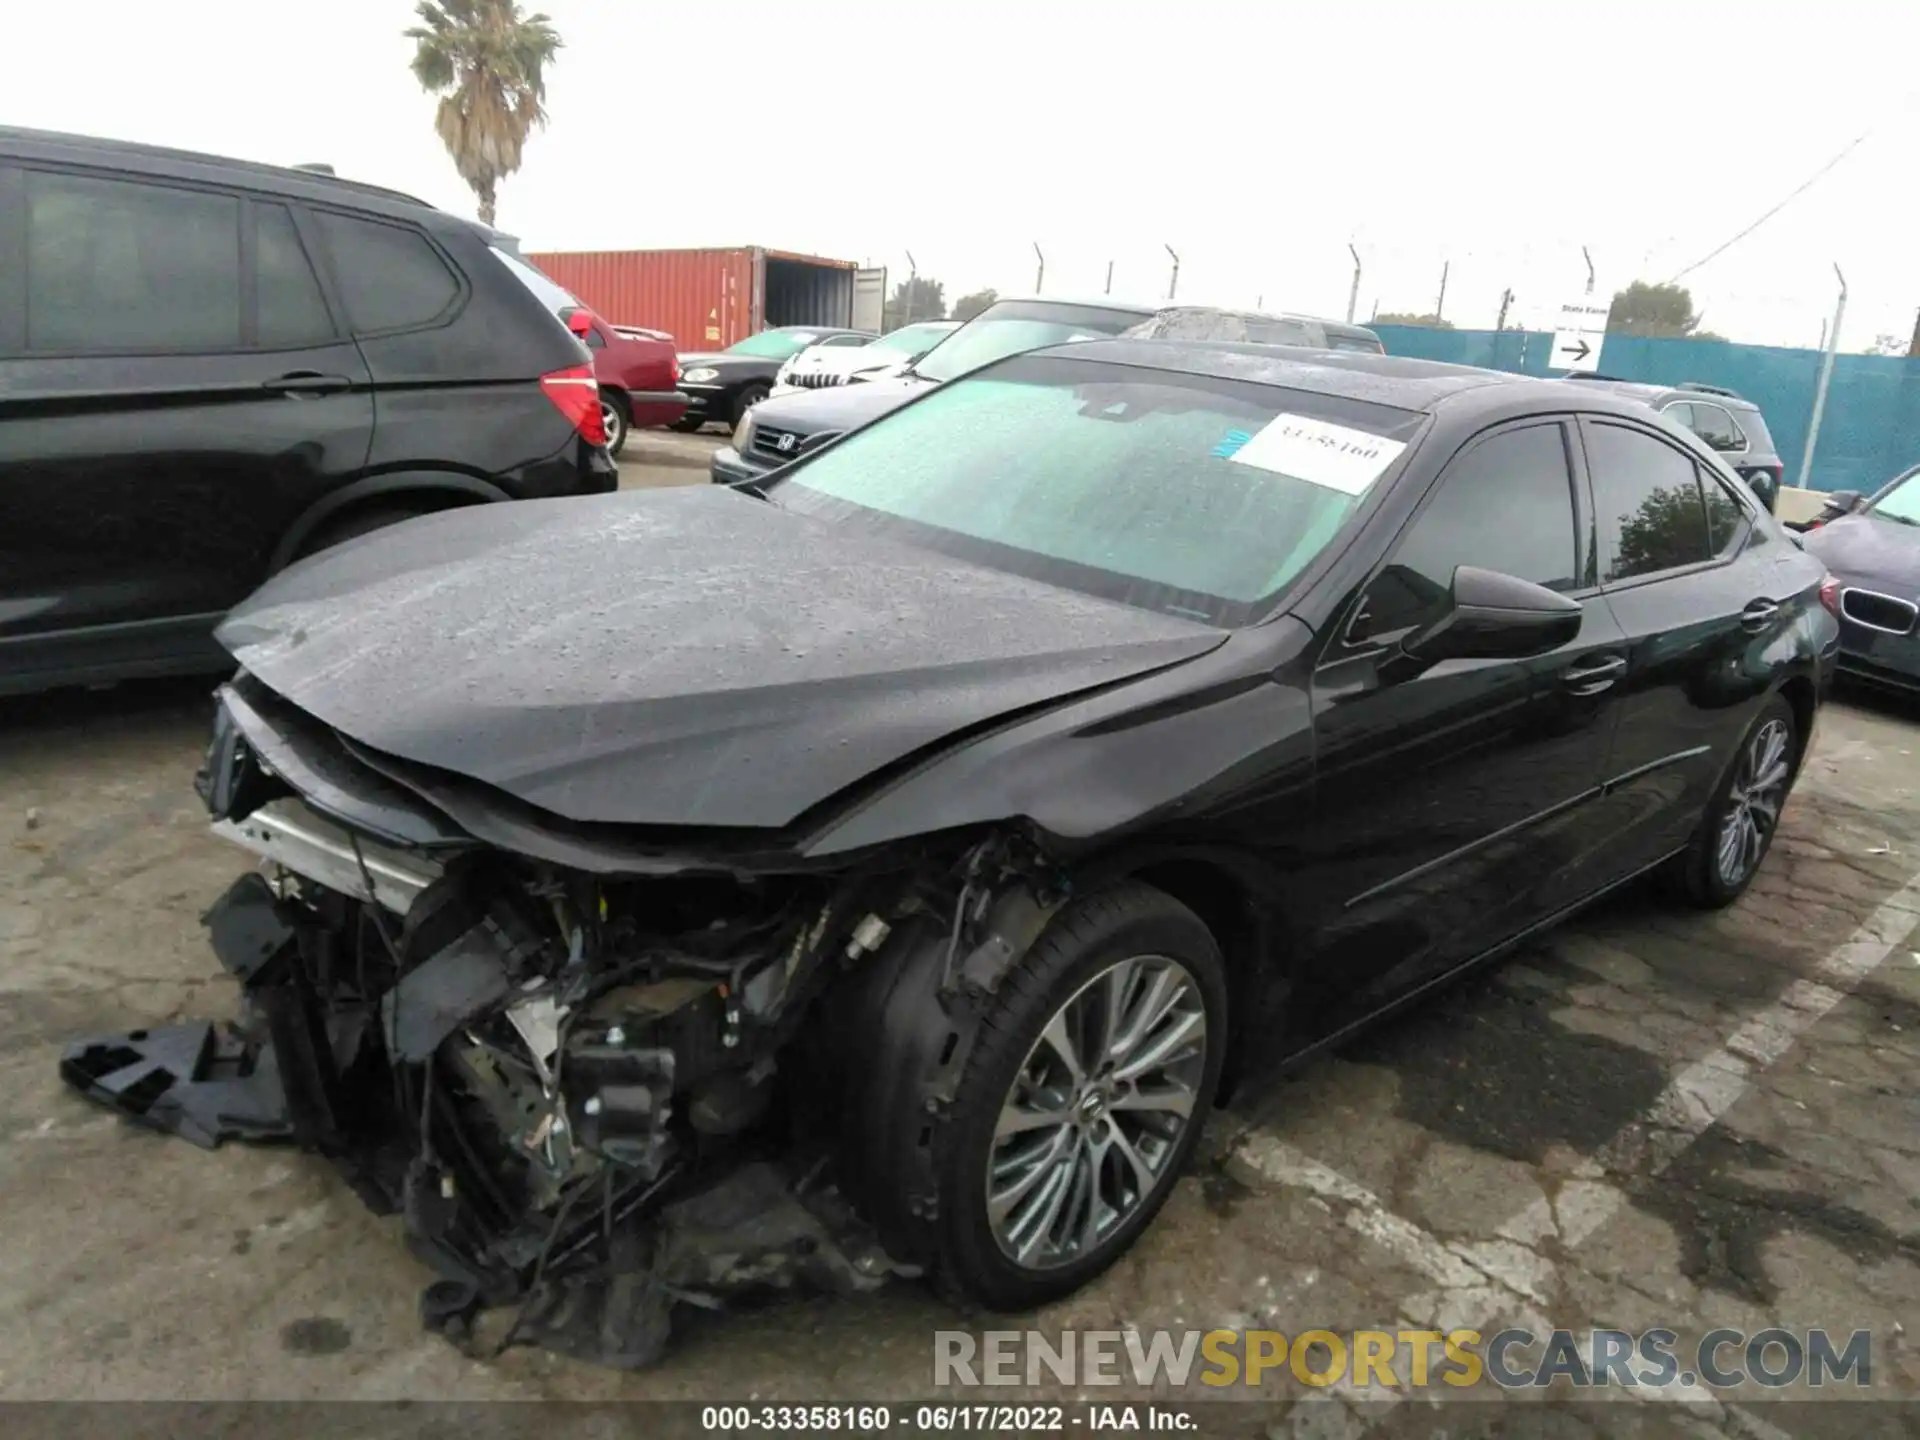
1740 598 1781 632
264 372 352 396
1560 654 1628 696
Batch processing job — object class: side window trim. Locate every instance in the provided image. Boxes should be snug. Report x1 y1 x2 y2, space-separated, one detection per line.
1333 415 1583 655
0 166 23 355
238 195 260 347
1574 415 1733 592
304 205 468 337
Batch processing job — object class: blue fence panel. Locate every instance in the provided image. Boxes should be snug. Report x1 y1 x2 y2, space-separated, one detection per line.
1370 326 1920 494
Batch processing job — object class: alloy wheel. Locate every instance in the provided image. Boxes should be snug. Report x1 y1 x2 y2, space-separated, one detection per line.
986 955 1208 1270
1716 717 1791 887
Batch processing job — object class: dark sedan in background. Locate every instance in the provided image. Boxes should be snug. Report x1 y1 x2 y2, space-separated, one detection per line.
1801 462 1920 691
68 343 1835 1374
671 324 874 431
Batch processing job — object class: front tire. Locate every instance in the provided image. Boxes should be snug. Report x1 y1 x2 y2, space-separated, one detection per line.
925 884 1227 1311
1671 694 1798 908
731 382 769 425
600 390 630 457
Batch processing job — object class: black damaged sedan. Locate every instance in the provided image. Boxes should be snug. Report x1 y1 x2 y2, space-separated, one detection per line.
64 343 1838 1367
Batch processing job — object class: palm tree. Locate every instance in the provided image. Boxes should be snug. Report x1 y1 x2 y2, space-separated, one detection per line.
405 0 562 227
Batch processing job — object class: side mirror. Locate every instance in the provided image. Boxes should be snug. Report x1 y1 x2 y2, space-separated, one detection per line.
1402 566 1583 663
564 308 595 337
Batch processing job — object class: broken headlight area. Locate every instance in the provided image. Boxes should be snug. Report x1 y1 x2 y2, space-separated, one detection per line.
59 787 1064 1369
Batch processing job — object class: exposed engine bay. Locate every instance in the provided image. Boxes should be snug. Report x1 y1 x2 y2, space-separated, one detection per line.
59 679 1071 1369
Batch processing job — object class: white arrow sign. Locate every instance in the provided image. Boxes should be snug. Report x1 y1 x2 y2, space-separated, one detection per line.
1550 300 1609 371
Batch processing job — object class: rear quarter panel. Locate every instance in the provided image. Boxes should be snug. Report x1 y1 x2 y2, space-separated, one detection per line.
355 225 585 485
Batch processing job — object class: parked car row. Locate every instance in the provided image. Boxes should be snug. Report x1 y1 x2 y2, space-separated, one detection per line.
54 185 1839 1376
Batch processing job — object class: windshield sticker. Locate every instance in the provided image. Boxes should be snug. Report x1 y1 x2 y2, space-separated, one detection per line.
1225 414 1406 495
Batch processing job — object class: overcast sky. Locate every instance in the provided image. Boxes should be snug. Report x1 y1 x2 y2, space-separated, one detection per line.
11 0 1917 349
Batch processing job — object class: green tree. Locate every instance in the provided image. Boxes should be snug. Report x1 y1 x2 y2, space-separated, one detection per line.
1613 483 1706 578
885 276 947 330
1606 281 1714 339
1373 312 1454 329
406 0 562 227
951 288 998 322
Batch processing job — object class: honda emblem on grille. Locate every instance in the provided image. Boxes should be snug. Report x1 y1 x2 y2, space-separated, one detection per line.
776 433 798 452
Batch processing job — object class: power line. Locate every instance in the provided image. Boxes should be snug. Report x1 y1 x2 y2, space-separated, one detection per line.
1666 128 1874 284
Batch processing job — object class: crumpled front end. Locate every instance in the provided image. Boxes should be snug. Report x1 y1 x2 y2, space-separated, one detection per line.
59 677 1069 1369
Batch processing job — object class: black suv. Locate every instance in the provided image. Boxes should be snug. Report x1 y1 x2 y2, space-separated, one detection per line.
0 127 615 696
1564 375 1784 513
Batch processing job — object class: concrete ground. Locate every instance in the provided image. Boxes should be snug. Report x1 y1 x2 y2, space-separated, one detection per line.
1 503 1915 1429
614 427 725 491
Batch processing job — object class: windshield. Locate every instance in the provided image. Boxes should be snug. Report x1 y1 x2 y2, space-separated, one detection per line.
489 245 582 321
768 355 1425 627
727 329 824 359
1869 469 1920 526
912 301 1154 384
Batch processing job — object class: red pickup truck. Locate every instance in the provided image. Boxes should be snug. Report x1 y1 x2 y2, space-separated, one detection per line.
562 308 689 457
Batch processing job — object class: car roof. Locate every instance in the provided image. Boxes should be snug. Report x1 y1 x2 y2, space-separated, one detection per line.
1034 339 1663 417
0 125 475 227
1562 373 1762 412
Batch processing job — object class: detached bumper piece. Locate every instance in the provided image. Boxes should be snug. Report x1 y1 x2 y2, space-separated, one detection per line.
56 871 899 1370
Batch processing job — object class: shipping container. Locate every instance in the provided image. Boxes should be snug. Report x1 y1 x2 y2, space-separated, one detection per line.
522 247 887 351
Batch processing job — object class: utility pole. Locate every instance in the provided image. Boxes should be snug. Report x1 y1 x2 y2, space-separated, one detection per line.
1495 288 1513 332
1033 242 1045 295
1908 305 1920 358
1582 246 1595 297
1105 259 1114 295
1435 261 1449 324
902 250 917 327
1346 244 1362 324
1165 244 1181 301
1798 264 1847 489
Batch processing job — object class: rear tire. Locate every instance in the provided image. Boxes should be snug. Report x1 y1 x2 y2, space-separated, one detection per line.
731 382 769 425
918 884 1228 1311
293 506 427 562
600 391 630 457
1668 694 1798 908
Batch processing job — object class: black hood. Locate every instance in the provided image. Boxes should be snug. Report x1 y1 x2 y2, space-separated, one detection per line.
1802 513 1920 594
749 376 932 436
216 487 1223 831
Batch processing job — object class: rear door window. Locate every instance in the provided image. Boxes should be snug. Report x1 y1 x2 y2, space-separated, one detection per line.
1584 421 1712 582
1686 402 1743 453
25 169 241 352
253 203 334 347
313 211 459 332
1357 421 1580 640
